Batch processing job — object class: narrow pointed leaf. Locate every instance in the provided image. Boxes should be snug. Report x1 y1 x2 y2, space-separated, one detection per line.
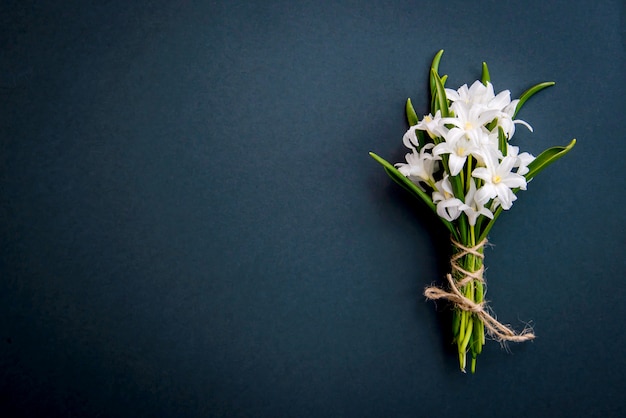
431 49 444 73
481 62 490 85
498 126 507 156
369 152 457 236
406 98 418 126
416 129 426 149
525 138 576 181
514 81 555 118
430 49 445 96
432 69 449 117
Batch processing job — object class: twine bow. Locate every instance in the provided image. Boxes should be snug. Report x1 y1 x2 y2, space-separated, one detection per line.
424 238 535 343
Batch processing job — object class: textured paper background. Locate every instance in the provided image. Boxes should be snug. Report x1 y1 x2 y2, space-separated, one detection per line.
1 0 624 416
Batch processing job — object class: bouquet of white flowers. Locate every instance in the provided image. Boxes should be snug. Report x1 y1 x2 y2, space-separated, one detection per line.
370 50 575 373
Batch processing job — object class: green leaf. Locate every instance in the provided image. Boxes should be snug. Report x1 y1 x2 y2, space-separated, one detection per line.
525 138 577 181
430 49 445 96
481 62 490 85
416 128 426 149
431 49 444 73
369 152 457 237
514 81 555 118
498 126 507 156
406 98 418 126
431 69 449 117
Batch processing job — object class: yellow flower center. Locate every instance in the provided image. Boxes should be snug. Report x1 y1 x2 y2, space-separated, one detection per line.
456 147 465 156
493 175 502 184
464 122 473 131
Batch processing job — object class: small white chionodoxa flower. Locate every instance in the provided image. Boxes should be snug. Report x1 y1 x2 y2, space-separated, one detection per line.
402 126 419 150
497 99 533 138
472 150 527 210
395 143 439 189
415 111 447 139
445 80 495 106
432 135 479 176
442 100 498 144
507 145 535 176
432 175 463 221
459 180 494 226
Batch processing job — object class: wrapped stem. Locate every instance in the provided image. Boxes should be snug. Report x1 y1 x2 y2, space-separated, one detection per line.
451 238 485 373
424 237 535 373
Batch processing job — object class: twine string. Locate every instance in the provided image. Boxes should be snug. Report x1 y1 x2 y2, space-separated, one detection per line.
424 238 535 343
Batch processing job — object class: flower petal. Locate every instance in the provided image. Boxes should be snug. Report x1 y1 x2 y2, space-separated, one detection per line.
448 153 466 176
514 119 534 132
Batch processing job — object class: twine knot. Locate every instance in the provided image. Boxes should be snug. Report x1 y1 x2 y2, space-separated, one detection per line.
424 238 535 343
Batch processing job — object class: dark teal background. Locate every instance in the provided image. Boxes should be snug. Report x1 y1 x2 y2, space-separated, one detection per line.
1 1 625 416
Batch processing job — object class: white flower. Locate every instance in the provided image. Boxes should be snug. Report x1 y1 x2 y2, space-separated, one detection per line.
445 80 496 106
395 143 439 189
459 180 494 226
432 175 463 221
443 100 499 144
487 89 512 111
432 136 479 176
415 111 447 139
472 151 527 210
497 99 533 138
507 145 535 176
402 126 419 150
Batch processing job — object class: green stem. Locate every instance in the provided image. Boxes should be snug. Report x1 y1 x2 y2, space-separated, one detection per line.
466 156 473 195
453 224 486 373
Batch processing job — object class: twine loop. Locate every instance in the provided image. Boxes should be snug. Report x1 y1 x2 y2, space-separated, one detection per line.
424 237 535 343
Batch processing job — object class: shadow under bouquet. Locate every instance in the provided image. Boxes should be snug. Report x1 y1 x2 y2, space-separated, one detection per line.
370 50 575 373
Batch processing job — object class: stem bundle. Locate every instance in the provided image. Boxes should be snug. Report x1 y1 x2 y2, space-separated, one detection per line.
424 237 535 373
